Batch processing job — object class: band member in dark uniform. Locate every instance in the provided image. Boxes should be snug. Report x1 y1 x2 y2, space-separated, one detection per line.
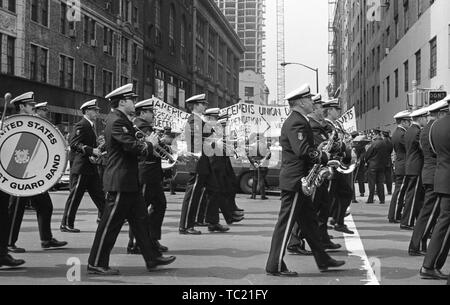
61 100 105 233
7 92 67 253
0 190 25 268
365 131 389 204
323 99 354 235
401 108 427 230
409 101 448 256
420 97 450 281
388 111 411 223
353 134 368 200
266 84 345 277
179 94 211 235
128 99 169 254
87 84 175 275
288 94 341 255
383 131 394 195
247 133 271 200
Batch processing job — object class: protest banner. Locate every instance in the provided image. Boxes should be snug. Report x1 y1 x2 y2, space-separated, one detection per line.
151 96 190 133
337 106 357 134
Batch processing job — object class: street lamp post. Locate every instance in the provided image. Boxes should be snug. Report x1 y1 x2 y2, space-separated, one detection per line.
281 62 319 93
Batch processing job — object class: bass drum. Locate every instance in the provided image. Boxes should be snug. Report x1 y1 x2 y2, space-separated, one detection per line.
0 115 68 197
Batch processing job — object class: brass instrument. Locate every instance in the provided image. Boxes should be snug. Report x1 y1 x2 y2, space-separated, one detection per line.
134 125 178 169
301 131 341 197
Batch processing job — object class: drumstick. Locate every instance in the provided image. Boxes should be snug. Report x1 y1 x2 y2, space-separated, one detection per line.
1 93 12 131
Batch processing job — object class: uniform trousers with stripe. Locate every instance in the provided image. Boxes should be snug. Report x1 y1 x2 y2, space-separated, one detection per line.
266 191 330 273
329 173 353 226
388 175 408 221
88 192 161 268
401 175 425 227
409 184 440 252
0 191 10 256
385 167 393 194
288 182 332 248
179 173 208 230
61 173 105 228
367 168 386 203
423 195 450 271
197 192 235 225
8 193 53 245
129 183 167 245
194 188 208 224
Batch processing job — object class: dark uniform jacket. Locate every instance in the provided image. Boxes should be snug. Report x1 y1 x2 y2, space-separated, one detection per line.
185 113 211 176
103 109 151 193
405 123 424 176
134 118 163 185
392 126 408 176
69 117 98 175
365 138 390 170
309 117 329 146
279 110 325 192
421 120 437 185
384 138 394 168
430 114 450 195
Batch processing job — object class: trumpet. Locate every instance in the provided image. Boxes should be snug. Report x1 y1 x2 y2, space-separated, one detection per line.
134 125 178 169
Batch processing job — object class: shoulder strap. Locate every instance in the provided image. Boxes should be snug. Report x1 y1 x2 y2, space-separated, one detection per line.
429 120 438 154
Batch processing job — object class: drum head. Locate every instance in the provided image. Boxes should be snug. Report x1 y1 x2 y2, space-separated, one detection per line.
0 115 68 197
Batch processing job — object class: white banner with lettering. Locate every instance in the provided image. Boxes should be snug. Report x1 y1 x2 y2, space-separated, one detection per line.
336 106 357 134
150 96 190 133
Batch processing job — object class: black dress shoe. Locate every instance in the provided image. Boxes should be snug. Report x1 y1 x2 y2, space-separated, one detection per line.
261 197 269 200
235 208 245 212
195 222 209 227
366 201 374 204
400 225 414 231
7 245 26 254
127 246 141 255
227 216 245 225
408 249 426 257
0 255 25 268
334 225 354 235
41 239 68 249
329 219 336 226
147 256 176 270
318 259 346 272
233 211 245 217
420 267 448 280
266 270 298 277
179 228 202 235
323 242 342 251
287 245 313 256
155 241 169 253
328 235 334 240
389 220 401 224
60 225 81 233
208 224 230 233
87 265 120 276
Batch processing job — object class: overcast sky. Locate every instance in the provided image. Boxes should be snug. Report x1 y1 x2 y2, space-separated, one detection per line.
264 0 330 101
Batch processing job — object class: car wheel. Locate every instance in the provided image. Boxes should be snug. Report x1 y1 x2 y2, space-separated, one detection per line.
240 172 258 195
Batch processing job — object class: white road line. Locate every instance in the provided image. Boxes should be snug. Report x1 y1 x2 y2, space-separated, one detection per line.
344 215 380 285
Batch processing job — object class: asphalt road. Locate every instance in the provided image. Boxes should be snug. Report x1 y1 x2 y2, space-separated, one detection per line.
0 190 448 285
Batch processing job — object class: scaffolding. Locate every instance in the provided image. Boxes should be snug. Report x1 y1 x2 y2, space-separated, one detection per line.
328 0 337 97
276 0 285 104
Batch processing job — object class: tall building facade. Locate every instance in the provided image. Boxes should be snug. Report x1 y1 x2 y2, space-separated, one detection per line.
214 0 268 105
192 0 244 109
329 0 449 132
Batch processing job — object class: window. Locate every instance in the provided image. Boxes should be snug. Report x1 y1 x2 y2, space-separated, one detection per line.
154 69 165 100
181 18 186 62
415 50 421 85
59 55 74 89
39 48 48 83
83 63 95 94
386 76 390 102
132 43 138 64
6 36 15 75
103 70 113 96
84 16 89 44
31 0 38 22
404 0 409 33
121 37 129 62
394 69 399 98
155 0 161 45
31 0 48 26
103 27 113 55
430 37 437 78
41 0 48 26
1 0 16 12
60 2 67 34
169 5 175 55
404 60 409 92
30 45 38 80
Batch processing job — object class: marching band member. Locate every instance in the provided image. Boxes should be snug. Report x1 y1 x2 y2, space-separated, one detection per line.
128 99 169 254
409 100 448 256
34 102 49 119
420 97 450 281
179 94 210 235
87 84 175 275
7 92 67 253
388 111 412 223
401 108 428 230
60 100 105 233
365 130 389 204
382 131 394 196
0 190 25 268
247 133 271 201
323 99 354 235
266 84 345 277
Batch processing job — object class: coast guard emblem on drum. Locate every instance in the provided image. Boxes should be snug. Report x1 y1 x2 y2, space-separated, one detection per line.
14 150 30 164
0 115 68 197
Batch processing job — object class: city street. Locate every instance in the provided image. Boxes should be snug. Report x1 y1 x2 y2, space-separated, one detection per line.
0 190 448 286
